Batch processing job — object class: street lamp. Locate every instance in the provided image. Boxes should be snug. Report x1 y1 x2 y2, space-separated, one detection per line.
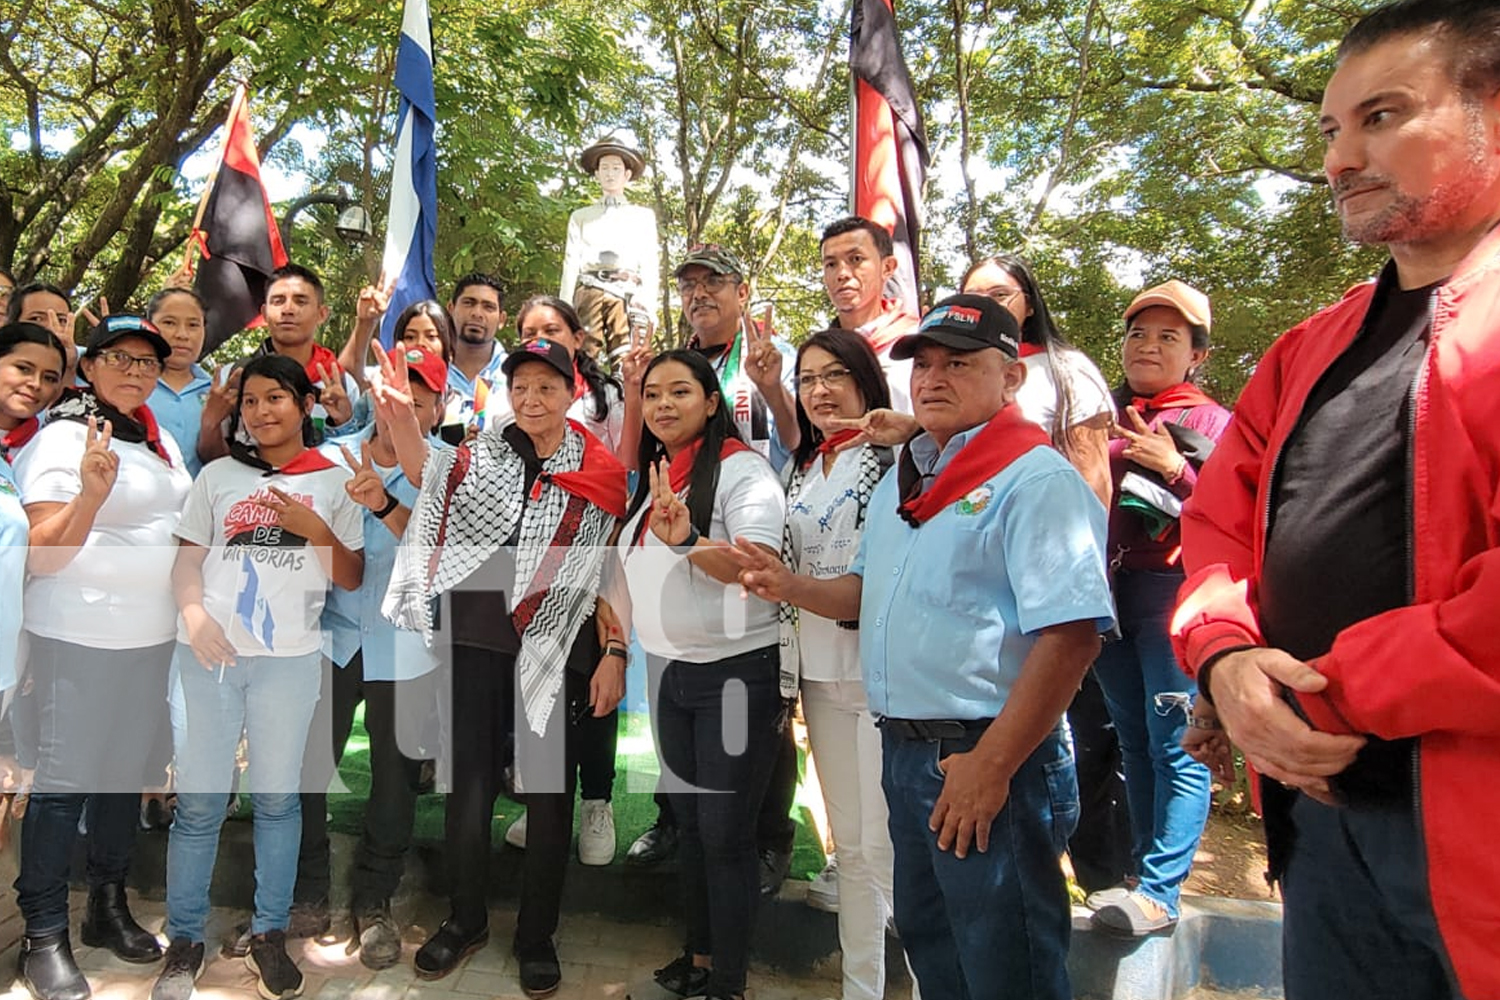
280 192 374 251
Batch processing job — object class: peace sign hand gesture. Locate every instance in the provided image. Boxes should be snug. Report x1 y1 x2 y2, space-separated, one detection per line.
315 362 353 427
253 486 334 544
743 307 783 396
201 362 243 431
340 441 388 511
620 320 655 397
356 282 392 323
79 417 120 501
646 457 692 547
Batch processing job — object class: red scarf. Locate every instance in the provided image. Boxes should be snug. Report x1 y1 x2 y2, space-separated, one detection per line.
861 305 920 356
1 416 40 462
527 420 629 519
1018 343 1045 358
262 339 343 385
573 371 589 401
802 427 863 469
1130 382 1214 412
632 437 754 545
897 405 1051 526
229 442 336 476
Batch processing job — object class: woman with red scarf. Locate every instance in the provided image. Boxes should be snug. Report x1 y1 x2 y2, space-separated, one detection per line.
13 316 193 1000
1087 281 1231 937
618 349 786 1000
380 337 628 997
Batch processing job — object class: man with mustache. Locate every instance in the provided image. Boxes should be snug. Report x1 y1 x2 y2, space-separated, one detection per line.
444 272 508 427
1175 2 1500 997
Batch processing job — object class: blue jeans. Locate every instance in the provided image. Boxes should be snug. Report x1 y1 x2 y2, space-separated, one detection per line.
166 645 321 942
882 724 1078 1000
1093 569 1211 915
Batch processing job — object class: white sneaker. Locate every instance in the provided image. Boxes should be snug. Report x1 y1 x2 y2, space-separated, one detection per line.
505 811 527 849
806 854 839 913
577 798 616 866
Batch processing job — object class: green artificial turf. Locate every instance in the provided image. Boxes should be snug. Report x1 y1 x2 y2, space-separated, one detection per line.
322 707 828 879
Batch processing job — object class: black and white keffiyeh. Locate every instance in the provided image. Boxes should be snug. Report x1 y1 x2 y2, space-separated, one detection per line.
776 444 891 698
384 422 615 736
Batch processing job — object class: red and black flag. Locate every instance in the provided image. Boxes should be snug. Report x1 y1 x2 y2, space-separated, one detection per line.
189 88 288 354
850 0 929 313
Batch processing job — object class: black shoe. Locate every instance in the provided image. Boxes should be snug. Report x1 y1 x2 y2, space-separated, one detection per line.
652 950 710 997
757 848 792 897
17 930 91 1000
625 823 679 866
353 903 402 972
245 929 303 1000
284 899 331 941
413 919 489 981
79 883 163 963
514 938 561 999
151 938 204 1000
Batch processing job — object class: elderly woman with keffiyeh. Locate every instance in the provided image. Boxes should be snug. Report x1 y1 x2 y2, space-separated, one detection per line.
374 337 628 997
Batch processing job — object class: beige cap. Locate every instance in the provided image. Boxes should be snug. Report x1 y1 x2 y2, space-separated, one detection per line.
1124 279 1211 333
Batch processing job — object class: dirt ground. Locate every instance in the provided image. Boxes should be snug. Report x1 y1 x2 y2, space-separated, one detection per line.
1184 806 1275 901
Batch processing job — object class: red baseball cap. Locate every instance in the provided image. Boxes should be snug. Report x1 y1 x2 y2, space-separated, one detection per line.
402 346 448 394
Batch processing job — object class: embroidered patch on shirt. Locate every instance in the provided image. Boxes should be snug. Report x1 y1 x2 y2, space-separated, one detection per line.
956 485 992 516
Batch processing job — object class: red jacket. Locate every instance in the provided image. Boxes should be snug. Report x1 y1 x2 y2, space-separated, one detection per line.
1172 228 1500 999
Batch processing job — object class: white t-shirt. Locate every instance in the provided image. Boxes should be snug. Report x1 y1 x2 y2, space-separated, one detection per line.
620 449 786 663
16 420 192 649
175 455 364 657
1013 347 1113 437
0 459 28 690
786 449 864 684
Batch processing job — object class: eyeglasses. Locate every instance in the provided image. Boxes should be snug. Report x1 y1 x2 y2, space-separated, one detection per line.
677 274 736 295
973 286 1026 306
95 349 163 375
797 368 853 391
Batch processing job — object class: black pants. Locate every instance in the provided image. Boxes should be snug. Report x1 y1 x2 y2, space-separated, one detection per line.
575 703 618 802
1282 791 1459 1000
651 645 782 997
653 714 798 855
297 653 435 910
14 635 172 932
1064 669 1133 892
447 644 585 949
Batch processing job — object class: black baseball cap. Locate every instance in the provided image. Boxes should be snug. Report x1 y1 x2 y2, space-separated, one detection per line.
84 314 171 361
890 294 1021 360
502 338 576 383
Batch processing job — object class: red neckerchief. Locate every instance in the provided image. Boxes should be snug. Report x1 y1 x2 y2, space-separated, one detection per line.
527 420 629 519
1130 382 1214 412
632 437 754 545
897 405 1051 526
275 449 336 474
258 339 343 385
2 416 40 462
135 404 174 466
803 427 863 469
573 372 589 401
861 305 920 355
1018 343 1045 358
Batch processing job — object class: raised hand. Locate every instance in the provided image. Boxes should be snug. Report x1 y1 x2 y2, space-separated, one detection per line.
646 457 692 546
315 362 353 426
356 282 392 323
79 417 120 500
728 536 795 602
201 362 243 430
340 441 387 511
78 295 111 329
824 409 920 450
743 307 783 395
620 322 655 396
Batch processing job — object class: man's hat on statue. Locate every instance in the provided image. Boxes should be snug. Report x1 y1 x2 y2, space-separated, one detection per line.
578 133 646 177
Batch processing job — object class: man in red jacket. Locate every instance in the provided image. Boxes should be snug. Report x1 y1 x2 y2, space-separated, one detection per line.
1173 2 1500 998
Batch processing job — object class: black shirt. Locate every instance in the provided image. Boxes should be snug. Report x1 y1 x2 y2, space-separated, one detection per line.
1259 263 1435 802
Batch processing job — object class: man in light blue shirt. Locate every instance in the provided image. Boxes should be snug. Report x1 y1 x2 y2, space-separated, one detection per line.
735 293 1113 1000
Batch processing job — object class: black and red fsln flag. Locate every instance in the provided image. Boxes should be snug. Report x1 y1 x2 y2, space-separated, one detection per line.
851 0 929 313
191 90 289 354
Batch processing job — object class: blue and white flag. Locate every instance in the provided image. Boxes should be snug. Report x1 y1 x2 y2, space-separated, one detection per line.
379 0 438 346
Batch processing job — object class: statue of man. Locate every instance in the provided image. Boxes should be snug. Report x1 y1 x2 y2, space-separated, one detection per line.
560 134 659 363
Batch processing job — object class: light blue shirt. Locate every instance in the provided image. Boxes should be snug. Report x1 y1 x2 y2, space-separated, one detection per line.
149 366 213 478
0 457 25 691
851 425 1114 720
320 432 441 681
446 343 508 425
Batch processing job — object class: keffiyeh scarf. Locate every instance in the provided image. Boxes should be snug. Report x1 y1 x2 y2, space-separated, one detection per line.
776 443 890 699
384 420 622 736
